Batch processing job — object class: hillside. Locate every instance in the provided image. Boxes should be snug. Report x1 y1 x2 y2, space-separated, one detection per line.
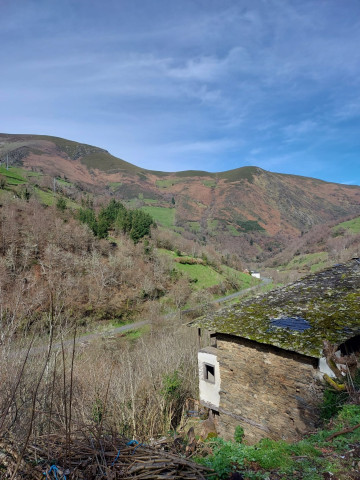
0 136 359 480
1 133 360 261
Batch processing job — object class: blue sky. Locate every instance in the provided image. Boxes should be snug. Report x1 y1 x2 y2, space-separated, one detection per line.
1 0 360 184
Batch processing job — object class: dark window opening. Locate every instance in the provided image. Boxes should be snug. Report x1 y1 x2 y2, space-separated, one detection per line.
204 363 215 383
339 334 360 355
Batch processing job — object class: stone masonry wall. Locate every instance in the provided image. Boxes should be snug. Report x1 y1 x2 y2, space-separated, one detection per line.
216 334 324 444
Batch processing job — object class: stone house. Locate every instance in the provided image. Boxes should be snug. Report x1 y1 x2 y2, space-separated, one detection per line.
190 259 360 444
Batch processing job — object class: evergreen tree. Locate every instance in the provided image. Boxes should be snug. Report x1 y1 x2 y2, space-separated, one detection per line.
130 210 154 243
56 196 67 211
99 199 125 227
78 207 97 235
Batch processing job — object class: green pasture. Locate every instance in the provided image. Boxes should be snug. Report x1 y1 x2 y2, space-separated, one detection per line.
220 265 259 290
187 221 201 233
0 166 27 185
203 179 216 187
334 216 360 234
141 206 175 227
227 224 241 236
280 252 329 272
56 178 73 187
156 179 176 188
175 262 224 289
159 249 258 292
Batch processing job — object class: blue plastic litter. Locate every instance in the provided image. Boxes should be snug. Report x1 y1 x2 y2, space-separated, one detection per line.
125 439 144 454
43 465 66 480
111 448 121 466
131 443 142 455
126 440 139 446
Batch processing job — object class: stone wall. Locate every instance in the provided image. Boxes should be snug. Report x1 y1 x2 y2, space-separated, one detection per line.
216 334 324 444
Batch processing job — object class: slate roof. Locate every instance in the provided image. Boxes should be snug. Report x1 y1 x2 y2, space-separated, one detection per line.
191 258 360 358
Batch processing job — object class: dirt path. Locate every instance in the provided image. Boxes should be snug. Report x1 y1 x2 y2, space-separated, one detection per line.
14 279 271 356
180 277 272 316
215 277 271 303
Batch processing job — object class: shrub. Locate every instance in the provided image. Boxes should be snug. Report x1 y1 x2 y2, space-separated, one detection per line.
320 388 348 421
234 425 244 443
56 196 67 211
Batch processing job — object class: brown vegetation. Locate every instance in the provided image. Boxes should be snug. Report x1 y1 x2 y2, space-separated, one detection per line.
0 320 201 478
0 196 182 334
0 195 205 471
2 133 360 264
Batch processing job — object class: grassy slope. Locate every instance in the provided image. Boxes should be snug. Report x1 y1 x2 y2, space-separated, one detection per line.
279 252 329 272
196 403 360 480
141 206 175 228
160 249 257 292
334 215 360 234
0 165 80 209
0 166 27 184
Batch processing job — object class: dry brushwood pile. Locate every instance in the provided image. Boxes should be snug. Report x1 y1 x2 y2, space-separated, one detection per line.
0 433 213 479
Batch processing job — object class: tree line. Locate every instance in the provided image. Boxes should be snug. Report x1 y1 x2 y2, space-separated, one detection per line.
78 199 155 242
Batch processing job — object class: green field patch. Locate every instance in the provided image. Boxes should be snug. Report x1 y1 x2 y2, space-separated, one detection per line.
1 166 27 177
124 198 139 207
141 206 175 227
207 219 218 234
27 171 43 177
0 166 27 185
155 179 181 188
227 224 241 236
64 197 81 210
175 263 224 290
109 182 123 191
159 249 257 293
56 178 73 187
158 249 222 289
32 188 80 209
187 221 201 233
158 248 178 257
203 179 216 187
220 265 259 290
334 216 360 234
34 188 55 205
281 252 329 271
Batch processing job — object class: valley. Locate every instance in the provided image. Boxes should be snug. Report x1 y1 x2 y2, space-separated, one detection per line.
0 133 359 480
2 133 360 263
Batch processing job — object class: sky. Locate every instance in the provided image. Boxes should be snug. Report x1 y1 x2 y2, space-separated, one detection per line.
1 0 360 184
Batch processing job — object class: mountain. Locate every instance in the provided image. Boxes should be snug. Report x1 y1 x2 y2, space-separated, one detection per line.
1 133 360 260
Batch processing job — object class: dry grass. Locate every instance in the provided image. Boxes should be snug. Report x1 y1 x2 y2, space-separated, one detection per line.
0 318 199 478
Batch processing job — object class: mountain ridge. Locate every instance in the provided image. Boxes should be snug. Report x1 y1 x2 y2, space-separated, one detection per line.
1 133 360 261
2 133 360 184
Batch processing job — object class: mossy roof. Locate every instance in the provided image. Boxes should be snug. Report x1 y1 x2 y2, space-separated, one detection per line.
191 259 360 358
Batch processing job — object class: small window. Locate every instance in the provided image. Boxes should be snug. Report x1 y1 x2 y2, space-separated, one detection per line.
204 363 215 383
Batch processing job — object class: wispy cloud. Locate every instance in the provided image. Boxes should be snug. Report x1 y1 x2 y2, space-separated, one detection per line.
0 0 360 184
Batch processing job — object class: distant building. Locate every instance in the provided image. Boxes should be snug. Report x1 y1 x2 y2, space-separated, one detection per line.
190 259 360 444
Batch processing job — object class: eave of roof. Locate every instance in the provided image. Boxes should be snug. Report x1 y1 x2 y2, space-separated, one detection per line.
190 259 360 358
